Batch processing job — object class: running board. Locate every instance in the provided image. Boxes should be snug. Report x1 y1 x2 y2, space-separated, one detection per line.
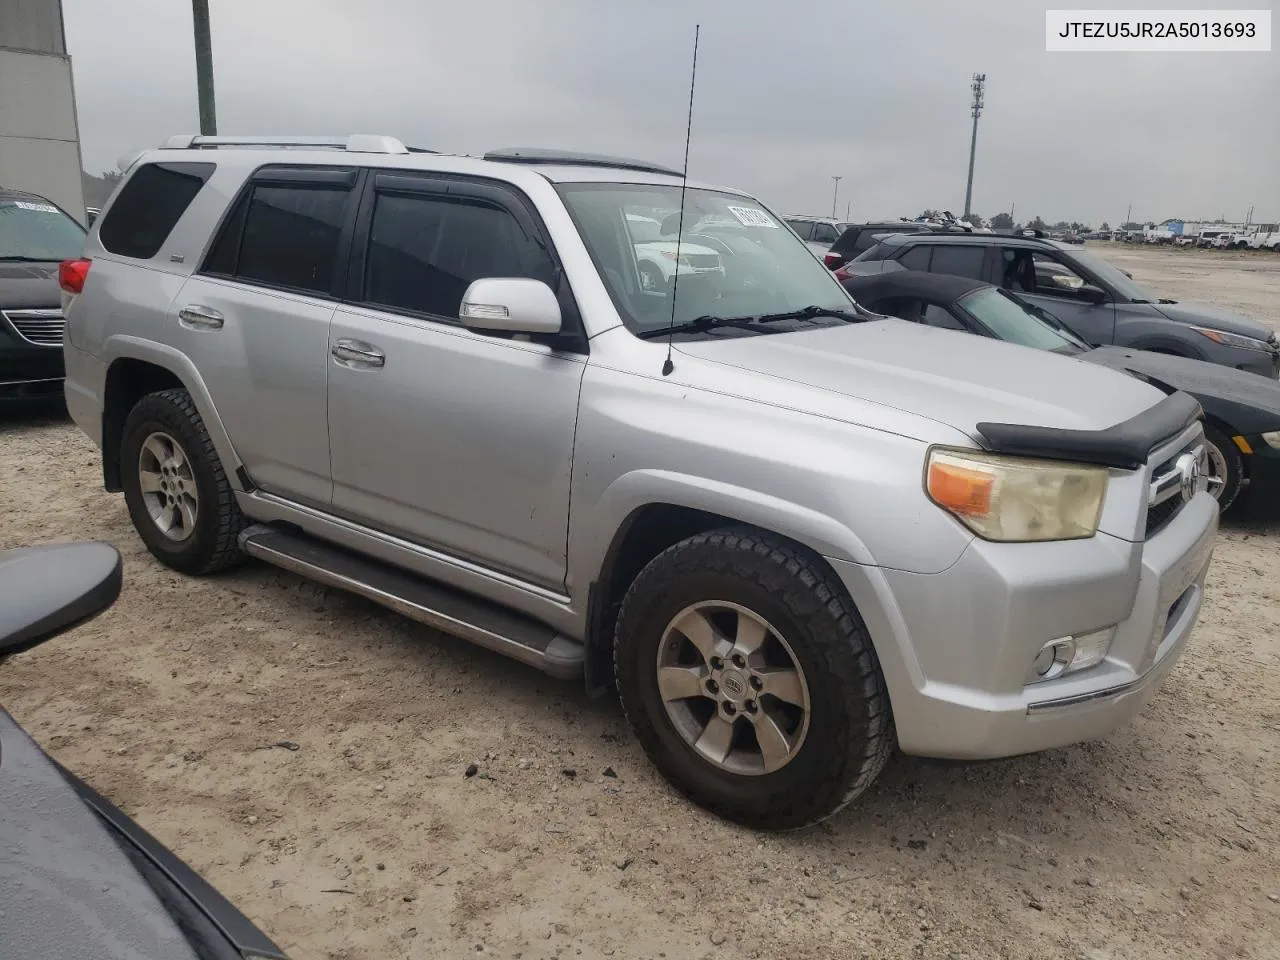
238 524 584 679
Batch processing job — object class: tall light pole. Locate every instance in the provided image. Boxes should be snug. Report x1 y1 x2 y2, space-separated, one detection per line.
830 176 842 219
192 0 217 135
962 73 985 219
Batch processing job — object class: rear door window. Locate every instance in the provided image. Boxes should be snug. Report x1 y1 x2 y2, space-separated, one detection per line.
202 170 356 296
929 245 987 280
897 245 933 271
811 222 839 245
98 161 216 259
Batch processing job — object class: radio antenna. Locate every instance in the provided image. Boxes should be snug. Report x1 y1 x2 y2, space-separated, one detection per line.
662 23 700 377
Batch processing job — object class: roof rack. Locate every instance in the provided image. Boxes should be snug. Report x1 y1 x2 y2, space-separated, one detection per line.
483 147 682 177
159 134 410 155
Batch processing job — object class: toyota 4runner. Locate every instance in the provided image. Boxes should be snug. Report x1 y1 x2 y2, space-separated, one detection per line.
61 135 1218 829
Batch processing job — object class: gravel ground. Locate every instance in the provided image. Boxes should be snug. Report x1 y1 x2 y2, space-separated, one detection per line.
1 245 1278 960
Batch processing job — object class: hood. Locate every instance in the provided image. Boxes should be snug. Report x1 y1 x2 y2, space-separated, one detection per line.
1152 300 1275 342
675 319 1166 440
1083 345 1280 435
0 709 200 960
0 262 60 311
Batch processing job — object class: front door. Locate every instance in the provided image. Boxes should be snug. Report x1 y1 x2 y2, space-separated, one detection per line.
995 247 1117 346
326 173 586 591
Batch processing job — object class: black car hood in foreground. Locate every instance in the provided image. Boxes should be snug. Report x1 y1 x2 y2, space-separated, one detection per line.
1151 300 1275 342
0 261 60 311
1082 346 1280 435
0 708 286 960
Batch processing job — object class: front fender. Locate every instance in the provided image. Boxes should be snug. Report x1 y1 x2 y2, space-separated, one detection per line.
582 468 878 581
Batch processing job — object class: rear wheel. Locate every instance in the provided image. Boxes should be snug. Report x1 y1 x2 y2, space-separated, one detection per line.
120 388 247 574
1202 423 1243 512
614 528 894 830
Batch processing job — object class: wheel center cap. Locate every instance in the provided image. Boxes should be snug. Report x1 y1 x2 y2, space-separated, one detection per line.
719 670 748 701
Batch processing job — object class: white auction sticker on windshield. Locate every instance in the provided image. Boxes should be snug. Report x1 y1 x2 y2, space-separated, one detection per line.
726 205 778 228
8 201 60 213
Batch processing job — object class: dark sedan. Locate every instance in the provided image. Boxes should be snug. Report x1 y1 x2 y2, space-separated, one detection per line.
1 189 85 401
843 271 1280 510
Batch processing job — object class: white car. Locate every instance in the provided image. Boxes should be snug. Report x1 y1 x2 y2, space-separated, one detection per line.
625 214 724 292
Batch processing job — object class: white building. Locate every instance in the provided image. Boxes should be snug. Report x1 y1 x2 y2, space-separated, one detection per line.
0 0 86 222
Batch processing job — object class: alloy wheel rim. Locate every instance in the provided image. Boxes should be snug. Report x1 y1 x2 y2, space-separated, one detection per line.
656 601 811 776
138 431 199 542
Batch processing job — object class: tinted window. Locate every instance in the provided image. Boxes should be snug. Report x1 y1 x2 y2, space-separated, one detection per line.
897 245 932 271
929 245 986 280
812 222 839 244
98 162 215 259
922 303 967 329
364 192 555 319
230 184 349 294
786 220 814 240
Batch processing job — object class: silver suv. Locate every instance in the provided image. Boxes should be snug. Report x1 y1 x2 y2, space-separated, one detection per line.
62 135 1218 829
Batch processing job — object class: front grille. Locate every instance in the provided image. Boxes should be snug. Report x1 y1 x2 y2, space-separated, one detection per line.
685 254 720 269
1145 441 1205 538
2 308 64 346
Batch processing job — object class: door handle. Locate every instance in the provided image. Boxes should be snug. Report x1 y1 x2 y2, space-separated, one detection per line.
178 305 224 330
331 339 385 368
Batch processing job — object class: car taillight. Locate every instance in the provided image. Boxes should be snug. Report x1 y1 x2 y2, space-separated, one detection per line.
833 265 851 281
823 252 843 269
59 258 91 294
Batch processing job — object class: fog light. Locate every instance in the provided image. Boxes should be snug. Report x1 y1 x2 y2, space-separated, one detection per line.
1026 627 1115 684
1066 626 1115 673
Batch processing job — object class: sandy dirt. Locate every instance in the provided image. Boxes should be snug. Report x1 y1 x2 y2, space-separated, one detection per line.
2 245 1278 960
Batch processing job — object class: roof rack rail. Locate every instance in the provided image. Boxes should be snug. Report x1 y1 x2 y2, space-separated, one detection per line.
159 134 410 155
483 147 682 177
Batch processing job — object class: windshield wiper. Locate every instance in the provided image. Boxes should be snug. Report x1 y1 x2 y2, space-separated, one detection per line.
635 305 865 340
0 255 59 263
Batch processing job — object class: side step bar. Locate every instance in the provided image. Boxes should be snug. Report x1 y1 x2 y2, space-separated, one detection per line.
238 524 584 679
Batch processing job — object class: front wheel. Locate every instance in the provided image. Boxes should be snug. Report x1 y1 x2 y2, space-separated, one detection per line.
1202 423 1243 512
614 528 894 830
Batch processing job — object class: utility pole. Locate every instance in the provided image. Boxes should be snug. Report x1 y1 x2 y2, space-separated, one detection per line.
1010 201 1016 224
830 176 842 219
192 0 217 135
962 73 985 219
1125 203 1132 228
845 200 851 221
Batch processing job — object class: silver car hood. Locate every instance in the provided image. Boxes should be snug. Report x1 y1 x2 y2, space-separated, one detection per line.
676 318 1166 440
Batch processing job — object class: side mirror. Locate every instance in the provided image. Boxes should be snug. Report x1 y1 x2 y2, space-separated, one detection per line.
1077 284 1108 305
0 543 122 661
459 278 562 335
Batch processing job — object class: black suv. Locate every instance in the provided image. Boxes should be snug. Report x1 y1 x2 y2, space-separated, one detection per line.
0 190 86 400
844 231 1280 378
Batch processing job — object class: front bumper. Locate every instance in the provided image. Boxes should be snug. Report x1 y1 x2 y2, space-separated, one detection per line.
0 341 64 399
833 491 1218 760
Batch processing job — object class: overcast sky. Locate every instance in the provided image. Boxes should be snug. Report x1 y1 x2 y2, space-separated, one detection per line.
64 0 1278 227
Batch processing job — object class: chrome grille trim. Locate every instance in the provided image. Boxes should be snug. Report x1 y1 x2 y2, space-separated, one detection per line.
2 308 65 346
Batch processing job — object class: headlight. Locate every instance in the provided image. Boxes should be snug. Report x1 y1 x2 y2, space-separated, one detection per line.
925 448 1108 542
1262 431 1280 449
1190 326 1272 352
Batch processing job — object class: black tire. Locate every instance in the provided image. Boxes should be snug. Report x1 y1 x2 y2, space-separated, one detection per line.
1203 422 1244 512
120 388 247 574
638 262 668 294
614 527 894 830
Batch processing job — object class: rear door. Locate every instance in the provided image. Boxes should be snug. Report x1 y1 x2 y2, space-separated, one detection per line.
173 166 359 506
993 246 1116 346
326 172 586 590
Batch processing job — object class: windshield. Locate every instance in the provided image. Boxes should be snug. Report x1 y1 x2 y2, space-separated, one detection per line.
0 198 86 260
1060 247 1153 301
958 288 1085 353
557 184 853 338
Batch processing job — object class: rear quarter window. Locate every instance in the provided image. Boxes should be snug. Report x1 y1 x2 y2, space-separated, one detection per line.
98 162 216 259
